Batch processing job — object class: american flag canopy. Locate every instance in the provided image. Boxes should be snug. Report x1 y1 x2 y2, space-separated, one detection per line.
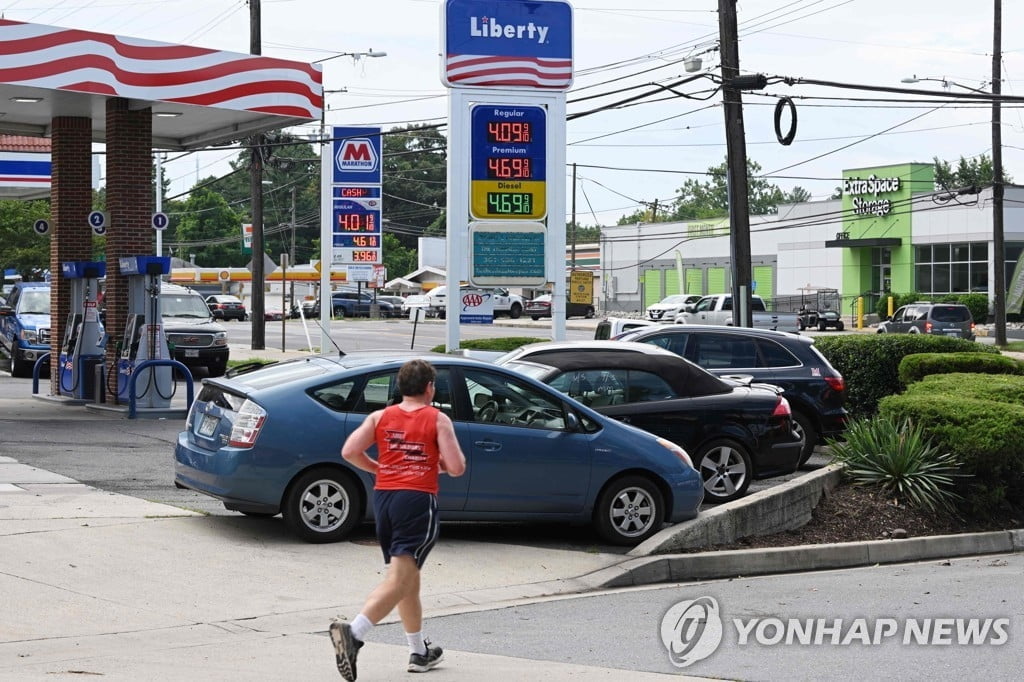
0 19 322 119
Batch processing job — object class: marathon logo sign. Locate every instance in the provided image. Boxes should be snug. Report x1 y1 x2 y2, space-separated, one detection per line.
332 127 382 185
336 139 378 172
469 16 549 43
844 174 902 217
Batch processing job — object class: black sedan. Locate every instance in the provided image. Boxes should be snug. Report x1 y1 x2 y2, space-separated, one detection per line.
498 341 802 503
610 324 848 466
524 294 595 320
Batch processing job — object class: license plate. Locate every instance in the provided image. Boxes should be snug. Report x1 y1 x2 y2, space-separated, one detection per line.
198 413 219 437
945 331 960 337
185 349 199 357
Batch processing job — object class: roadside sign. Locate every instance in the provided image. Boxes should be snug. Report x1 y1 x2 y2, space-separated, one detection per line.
469 221 546 287
570 270 593 305
443 0 574 90
152 212 169 230
32 218 49 235
470 104 547 220
458 288 495 324
332 127 382 185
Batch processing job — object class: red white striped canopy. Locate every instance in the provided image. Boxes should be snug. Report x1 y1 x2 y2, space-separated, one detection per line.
0 19 323 150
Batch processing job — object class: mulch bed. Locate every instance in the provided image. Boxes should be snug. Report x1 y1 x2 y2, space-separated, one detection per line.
688 484 1022 552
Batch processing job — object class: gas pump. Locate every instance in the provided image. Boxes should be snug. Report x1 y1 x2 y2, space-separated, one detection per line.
116 256 173 407
58 261 107 400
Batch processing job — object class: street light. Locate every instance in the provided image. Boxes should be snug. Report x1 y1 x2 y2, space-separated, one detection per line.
901 73 1006 346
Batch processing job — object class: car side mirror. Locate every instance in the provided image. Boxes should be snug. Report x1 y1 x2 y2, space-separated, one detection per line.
565 412 580 432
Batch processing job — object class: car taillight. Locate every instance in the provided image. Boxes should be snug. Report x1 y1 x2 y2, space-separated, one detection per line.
229 399 267 448
772 396 792 418
925 321 933 333
824 375 845 393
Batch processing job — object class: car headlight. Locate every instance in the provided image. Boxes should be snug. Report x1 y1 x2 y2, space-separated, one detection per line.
213 331 228 347
19 329 38 343
657 437 694 470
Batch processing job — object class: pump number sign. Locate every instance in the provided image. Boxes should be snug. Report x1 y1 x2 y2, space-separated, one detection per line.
470 104 546 220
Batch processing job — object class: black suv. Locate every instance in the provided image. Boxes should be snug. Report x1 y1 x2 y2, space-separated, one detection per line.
614 324 848 465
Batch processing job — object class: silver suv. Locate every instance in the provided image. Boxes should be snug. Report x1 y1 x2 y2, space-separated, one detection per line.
877 302 975 341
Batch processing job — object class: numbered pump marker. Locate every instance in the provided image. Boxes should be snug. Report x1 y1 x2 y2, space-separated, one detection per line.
469 104 546 220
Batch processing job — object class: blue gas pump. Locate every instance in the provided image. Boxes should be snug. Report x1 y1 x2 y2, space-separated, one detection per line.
58 261 106 400
116 256 173 407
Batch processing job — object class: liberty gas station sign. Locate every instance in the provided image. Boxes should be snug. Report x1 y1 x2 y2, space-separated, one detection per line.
442 0 572 335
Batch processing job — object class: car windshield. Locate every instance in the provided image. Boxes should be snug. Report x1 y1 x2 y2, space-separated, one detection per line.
659 295 687 304
161 293 212 318
18 289 50 314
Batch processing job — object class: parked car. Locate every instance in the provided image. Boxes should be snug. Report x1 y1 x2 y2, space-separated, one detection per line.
205 294 247 321
162 284 230 377
174 353 703 545
0 281 52 377
675 294 801 333
401 294 435 318
612 324 848 466
304 289 397 319
263 305 285 322
646 294 702 322
376 295 407 313
524 294 596 320
497 341 802 503
877 302 975 340
427 286 524 319
594 317 659 340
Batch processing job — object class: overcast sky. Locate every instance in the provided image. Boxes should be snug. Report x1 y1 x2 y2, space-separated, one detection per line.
3 0 1022 227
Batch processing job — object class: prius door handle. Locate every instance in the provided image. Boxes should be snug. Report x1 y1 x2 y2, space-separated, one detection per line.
474 440 502 452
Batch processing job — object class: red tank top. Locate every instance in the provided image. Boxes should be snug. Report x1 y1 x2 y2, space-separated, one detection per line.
374 404 441 494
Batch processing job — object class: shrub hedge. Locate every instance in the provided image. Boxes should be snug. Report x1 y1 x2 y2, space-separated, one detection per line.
878 374 1024 516
812 334 997 417
898 352 1024 385
429 336 548 354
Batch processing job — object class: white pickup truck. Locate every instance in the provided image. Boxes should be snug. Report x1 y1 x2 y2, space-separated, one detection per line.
427 286 525 320
675 294 800 332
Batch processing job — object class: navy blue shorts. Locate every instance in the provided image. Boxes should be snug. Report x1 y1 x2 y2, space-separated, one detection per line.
373 490 439 569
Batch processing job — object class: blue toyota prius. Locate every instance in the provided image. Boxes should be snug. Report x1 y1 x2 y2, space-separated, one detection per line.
174 352 703 546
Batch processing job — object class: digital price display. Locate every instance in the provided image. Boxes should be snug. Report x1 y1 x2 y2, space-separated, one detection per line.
334 186 382 199
470 104 546 220
331 197 382 264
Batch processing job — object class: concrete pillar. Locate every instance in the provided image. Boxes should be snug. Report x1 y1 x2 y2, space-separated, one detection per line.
104 98 153 401
49 116 94 394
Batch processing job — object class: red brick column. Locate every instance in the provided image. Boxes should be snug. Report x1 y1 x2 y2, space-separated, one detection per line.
49 116 94 394
103 98 153 401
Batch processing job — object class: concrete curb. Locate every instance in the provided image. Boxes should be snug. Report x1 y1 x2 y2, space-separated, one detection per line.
581 529 1024 589
630 463 844 556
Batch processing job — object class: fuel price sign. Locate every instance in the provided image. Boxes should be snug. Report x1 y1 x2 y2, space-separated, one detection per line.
332 196 382 264
470 104 546 220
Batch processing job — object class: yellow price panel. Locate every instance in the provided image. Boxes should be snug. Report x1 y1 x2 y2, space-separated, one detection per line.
470 180 546 220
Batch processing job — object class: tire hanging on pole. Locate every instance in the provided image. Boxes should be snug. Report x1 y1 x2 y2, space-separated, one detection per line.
774 96 797 146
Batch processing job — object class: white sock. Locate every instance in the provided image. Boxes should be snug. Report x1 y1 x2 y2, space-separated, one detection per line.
406 631 427 656
351 613 373 642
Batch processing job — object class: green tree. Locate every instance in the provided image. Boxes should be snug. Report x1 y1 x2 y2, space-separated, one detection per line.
933 154 1012 190
173 186 246 266
381 232 417 280
382 124 447 246
669 159 789 220
0 199 52 280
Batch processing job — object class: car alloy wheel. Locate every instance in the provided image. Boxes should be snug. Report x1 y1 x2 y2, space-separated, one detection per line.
792 411 818 467
283 468 362 543
594 475 664 545
697 439 752 503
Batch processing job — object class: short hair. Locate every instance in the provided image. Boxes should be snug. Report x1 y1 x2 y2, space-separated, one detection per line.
397 359 436 397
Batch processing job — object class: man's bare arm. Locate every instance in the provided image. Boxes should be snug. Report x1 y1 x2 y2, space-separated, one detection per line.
436 412 466 477
341 411 382 474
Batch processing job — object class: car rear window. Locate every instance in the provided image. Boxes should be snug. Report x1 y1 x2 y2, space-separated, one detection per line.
931 306 972 322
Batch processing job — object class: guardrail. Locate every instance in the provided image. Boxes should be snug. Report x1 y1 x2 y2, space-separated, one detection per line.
128 359 194 419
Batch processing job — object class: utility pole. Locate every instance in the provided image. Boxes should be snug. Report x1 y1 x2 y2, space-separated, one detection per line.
290 185 297 312
719 0 754 327
650 198 659 222
571 162 577 268
249 0 266 349
992 0 1007 346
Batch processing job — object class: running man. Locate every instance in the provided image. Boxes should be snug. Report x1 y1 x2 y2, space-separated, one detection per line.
332 359 467 680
